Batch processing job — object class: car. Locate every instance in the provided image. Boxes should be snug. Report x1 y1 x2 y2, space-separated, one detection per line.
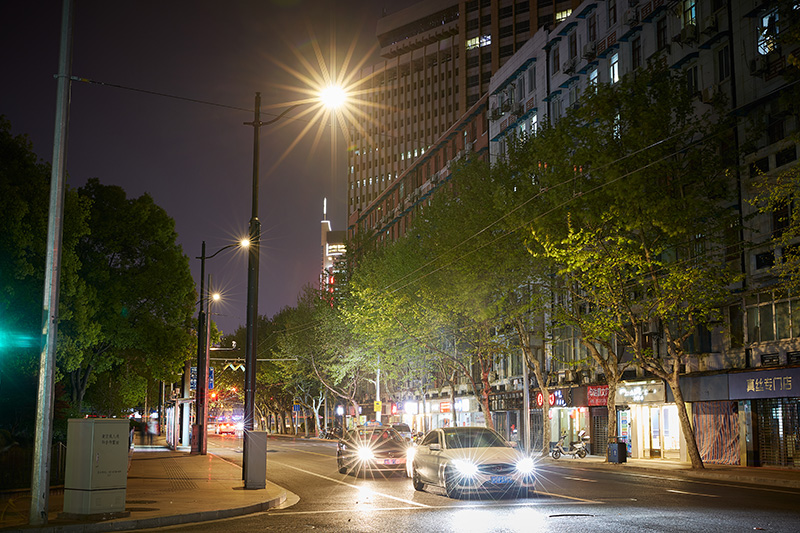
410 426 535 499
216 422 236 435
337 427 409 476
391 423 413 441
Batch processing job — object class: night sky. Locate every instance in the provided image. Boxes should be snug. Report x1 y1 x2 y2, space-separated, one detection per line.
1 0 414 336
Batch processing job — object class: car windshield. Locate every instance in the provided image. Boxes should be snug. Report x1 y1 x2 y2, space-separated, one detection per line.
393 424 411 433
443 428 509 449
351 428 403 444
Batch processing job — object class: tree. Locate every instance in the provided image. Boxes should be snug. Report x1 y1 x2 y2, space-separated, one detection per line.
520 63 738 468
63 179 196 410
0 116 89 438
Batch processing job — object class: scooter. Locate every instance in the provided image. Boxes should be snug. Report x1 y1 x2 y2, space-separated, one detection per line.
551 430 589 459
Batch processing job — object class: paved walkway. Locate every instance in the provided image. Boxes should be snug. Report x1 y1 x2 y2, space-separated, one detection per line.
3 436 799 532
0 436 289 532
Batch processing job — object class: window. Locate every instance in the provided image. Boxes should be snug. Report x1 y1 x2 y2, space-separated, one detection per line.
608 0 617 25
588 13 597 43
758 9 779 55
569 32 578 60
552 46 560 74
656 17 668 50
631 36 642 69
682 0 696 27
588 67 598 93
686 63 699 97
609 52 619 84
746 290 800 343
527 66 536 91
717 44 731 82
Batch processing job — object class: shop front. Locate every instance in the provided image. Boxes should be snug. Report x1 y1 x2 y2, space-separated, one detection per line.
403 396 480 435
730 367 800 468
616 380 683 461
588 385 609 456
537 388 589 451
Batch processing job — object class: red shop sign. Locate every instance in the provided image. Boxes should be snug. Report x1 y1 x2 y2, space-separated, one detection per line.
588 385 609 406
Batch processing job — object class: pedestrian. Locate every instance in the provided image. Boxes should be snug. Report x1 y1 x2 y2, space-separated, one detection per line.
147 417 158 445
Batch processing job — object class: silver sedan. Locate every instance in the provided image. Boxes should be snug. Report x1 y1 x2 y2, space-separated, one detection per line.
410 426 536 499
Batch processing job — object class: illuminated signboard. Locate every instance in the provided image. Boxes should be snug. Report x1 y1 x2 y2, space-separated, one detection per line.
729 368 799 399
588 385 609 406
536 389 567 407
615 381 665 404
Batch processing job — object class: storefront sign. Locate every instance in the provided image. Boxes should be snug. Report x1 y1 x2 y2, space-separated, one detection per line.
615 381 665 404
588 385 609 406
440 401 451 413
729 367 800 399
536 389 568 407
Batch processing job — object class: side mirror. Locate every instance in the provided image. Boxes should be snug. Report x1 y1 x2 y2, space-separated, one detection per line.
429 443 441 451
509 441 519 448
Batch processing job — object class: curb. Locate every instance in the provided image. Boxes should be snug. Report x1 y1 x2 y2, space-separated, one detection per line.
6 491 286 533
544 458 800 490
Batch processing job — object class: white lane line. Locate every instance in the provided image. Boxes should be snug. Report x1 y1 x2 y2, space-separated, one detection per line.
666 489 719 498
270 460 431 508
529 490 602 504
271 500 599 516
564 476 598 483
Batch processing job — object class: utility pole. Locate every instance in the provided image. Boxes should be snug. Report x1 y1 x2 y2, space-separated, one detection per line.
30 0 73 525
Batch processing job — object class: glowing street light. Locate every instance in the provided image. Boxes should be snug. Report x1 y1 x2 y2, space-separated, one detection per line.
195 239 247 456
242 86 346 489
319 84 347 110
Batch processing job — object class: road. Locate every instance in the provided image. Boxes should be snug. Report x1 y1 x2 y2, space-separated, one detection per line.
152 434 800 532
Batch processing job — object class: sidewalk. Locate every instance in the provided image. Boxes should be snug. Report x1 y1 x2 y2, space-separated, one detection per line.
0 436 290 532
541 453 800 489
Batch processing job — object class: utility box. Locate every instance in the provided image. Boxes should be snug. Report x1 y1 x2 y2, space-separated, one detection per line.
62 418 130 518
244 431 267 490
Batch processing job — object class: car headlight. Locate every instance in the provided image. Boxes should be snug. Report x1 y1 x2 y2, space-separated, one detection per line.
515 457 535 475
357 447 375 461
452 459 479 477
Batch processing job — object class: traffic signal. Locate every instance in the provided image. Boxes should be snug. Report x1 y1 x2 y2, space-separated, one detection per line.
210 391 217 400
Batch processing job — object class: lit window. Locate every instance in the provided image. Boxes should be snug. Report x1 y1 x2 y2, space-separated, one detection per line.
588 67 598 92
466 35 492 50
609 52 619 84
758 9 779 55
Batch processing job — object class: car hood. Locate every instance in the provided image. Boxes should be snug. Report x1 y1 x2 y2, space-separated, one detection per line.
441 446 524 464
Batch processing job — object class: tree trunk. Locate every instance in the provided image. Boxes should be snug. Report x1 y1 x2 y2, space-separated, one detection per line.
480 364 494 430
606 381 618 462
666 374 704 469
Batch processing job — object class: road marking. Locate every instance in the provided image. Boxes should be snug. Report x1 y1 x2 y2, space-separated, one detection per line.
666 489 719 498
564 476 598 483
270 500 600 516
529 490 601 504
542 464 800 495
270 460 431 508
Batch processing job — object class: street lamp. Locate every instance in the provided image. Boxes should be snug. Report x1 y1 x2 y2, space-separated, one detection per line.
195 239 248 456
243 87 345 489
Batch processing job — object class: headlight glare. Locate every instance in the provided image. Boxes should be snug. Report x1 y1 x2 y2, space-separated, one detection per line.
453 459 478 477
516 457 535 475
357 447 375 461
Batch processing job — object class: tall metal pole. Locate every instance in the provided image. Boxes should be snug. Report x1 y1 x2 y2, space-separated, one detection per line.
30 0 73 525
195 241 207 455
243 92 262 487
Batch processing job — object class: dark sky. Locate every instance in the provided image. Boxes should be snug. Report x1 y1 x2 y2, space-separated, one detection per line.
1 0 414 336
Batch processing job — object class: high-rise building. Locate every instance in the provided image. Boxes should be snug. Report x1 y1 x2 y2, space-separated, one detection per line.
320 198 346 304
347 0 580 219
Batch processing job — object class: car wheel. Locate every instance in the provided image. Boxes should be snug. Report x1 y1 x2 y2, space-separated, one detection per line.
551 449 561 460
412 465 425 491
443 469 461 499
337 454 348 475
577 449 587 459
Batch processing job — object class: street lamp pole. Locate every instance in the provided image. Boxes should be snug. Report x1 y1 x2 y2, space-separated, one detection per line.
243 92 263 489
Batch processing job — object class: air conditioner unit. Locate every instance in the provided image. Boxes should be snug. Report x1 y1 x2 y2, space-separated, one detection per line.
701 83 720 103
624 8 639 26
489 371 498 381
701 15 718 35
582 41 596 59
680 23 698 43
562 58 576 74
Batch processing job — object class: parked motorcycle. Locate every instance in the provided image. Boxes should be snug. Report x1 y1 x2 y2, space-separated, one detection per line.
551 430 589 459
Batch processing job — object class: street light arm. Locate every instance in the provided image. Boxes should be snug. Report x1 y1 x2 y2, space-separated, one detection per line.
261 103 302 126
196 242 241 261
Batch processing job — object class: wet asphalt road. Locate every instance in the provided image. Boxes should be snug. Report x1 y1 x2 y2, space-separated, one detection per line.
148 434 800 533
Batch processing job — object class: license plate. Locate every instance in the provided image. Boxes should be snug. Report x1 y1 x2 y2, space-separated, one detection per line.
490 475 512 484
383 458 405 465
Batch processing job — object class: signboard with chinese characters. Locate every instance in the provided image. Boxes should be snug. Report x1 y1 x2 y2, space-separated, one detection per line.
588 385 609 406
615 381 665 404
729 368 800 399
535 389 570 407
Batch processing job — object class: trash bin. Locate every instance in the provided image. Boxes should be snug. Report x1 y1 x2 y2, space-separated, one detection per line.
608 437 627 463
